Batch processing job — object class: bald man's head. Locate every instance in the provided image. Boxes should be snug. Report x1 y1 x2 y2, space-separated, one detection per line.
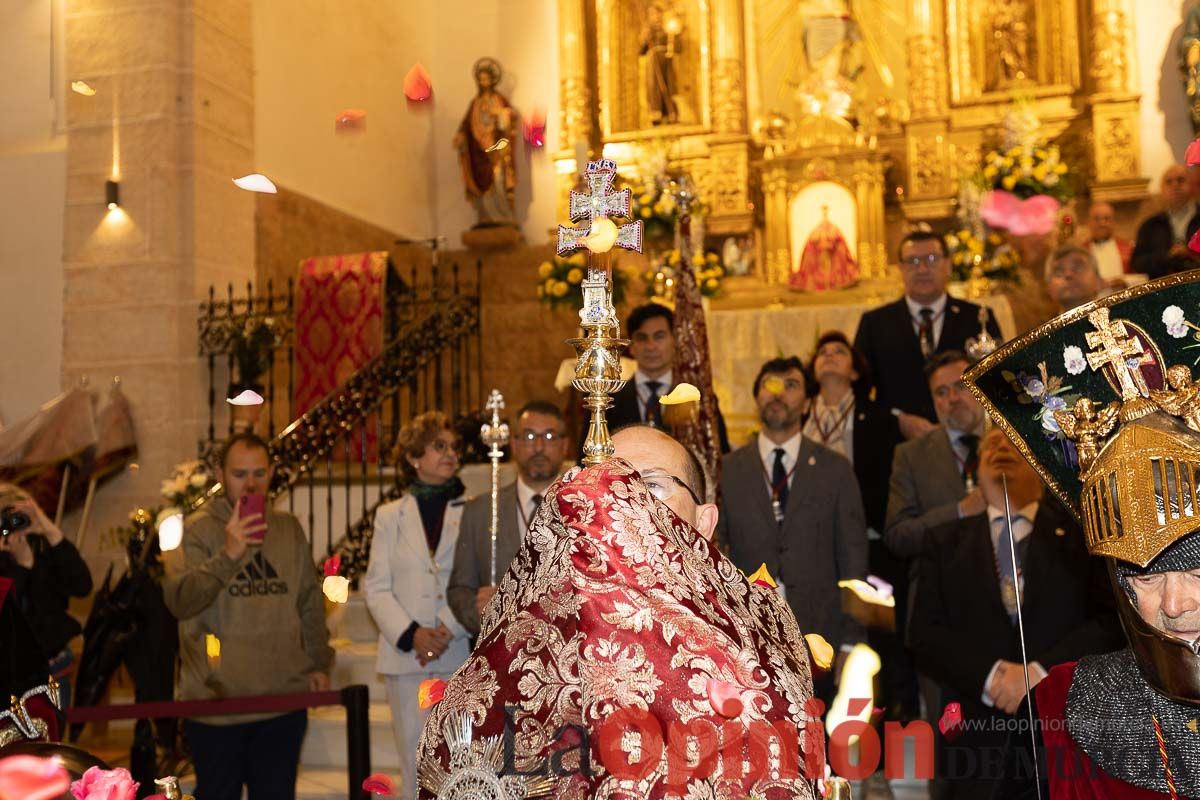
611 425 718 541
1163 165 1191 211
1087 201 1115 241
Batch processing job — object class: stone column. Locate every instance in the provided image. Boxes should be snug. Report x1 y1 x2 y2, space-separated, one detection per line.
901 0 955 220
1086 0 1148 201
62 0 255 545
711 0 746 135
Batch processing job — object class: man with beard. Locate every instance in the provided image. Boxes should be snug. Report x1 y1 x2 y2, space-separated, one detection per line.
448 401 570 636
965 278 1200 798
719 356 869 702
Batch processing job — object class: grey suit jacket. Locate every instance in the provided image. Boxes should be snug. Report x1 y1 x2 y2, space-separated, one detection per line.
718 437 869 648
883 427 967 559
447 483 522 635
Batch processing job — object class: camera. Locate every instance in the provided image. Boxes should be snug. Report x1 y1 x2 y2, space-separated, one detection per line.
1 506 31 538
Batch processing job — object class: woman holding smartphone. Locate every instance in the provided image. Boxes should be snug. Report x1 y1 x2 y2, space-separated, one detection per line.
364 411 471 791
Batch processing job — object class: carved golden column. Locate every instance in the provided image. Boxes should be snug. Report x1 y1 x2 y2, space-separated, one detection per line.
902 0 955 221
761 164 790 286
711 0 746 135
1086 0 1148 202
558 0 592 158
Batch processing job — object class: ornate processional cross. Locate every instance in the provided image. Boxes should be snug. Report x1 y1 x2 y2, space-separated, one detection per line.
1085 307 1149 400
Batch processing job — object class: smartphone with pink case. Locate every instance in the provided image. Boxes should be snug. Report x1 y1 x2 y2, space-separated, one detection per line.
239 493 267 542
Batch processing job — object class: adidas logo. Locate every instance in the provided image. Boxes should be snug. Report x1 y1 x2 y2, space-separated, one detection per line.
228 550 289 597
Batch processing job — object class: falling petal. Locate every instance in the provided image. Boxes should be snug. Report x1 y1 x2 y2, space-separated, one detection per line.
706 678 744 718
1190 228 1200 254
939 702 965 741
323 553 342 577
0 756 71 800
70 80 96 97
418 678 448 709
805 633 834 671
323 575 350 604
232 174 277 194
746 563 777 589
227 389 265 406
156 512 184 552
523 108 546 148
1188 138 1200 166
658 382 701 406
485 138 510 153
404 63 433 102
581 217 618 253
335 108 367 132
362 773 396 796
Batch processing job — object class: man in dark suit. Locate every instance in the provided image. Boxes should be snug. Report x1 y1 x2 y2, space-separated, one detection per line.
718 356 868 702
448 401 569 636
596 303 729 453
1131 164 1200 278
853 231 1002 440
908 428 1122 800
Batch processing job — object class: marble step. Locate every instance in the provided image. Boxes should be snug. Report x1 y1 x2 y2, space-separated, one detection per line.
328 594 379 644
300 700 401 771
330 639 388 703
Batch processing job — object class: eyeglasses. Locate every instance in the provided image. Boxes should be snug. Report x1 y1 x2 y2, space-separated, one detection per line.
642 471 703 506
427 438 460 454
900 253 945 269
516 431 564 444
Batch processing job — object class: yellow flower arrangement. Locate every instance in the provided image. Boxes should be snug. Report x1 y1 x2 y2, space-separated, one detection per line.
944 228 1020 284
535 252 629 312
981 139 1073 202
642 248 726 300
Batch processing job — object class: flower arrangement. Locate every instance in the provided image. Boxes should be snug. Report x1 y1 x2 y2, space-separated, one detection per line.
160 459 214 509
944 228 1020 284
627 178 678 242
535 253 629 312
981 143 1072 203
643 248 726 302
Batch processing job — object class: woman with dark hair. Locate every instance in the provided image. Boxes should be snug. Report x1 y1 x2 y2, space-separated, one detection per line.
364 412 471 792
805 331 914 794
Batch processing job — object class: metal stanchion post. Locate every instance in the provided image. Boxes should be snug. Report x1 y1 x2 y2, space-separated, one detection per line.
341 684 371 800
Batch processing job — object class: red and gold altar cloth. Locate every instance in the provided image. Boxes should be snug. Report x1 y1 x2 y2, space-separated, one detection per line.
416 460 821 799
293 251 389 460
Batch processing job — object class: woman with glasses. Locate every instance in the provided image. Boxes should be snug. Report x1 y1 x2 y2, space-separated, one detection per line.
364 411 471 791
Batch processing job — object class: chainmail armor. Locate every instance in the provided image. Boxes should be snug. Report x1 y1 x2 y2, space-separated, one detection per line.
1067 649 1200 795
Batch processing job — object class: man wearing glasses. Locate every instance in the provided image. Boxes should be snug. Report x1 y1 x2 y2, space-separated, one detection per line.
853 231 1002 440
448 401 569 636
718 356 868 704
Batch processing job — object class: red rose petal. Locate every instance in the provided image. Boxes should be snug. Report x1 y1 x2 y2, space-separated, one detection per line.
938 702 965 742
362 772 396 796
1189 228 1200 254
0 756 71 800
323 554 341 577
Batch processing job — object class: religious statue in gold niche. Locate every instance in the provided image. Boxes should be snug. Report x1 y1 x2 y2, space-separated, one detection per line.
454 58 517 227
794 0 865 120
639 3 681 125
1180 6 1200 132
987 0 1033 90
789 206 859 292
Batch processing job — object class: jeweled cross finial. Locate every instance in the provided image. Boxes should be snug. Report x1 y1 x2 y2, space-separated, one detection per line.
556 160 644 256
1085 308 1149 400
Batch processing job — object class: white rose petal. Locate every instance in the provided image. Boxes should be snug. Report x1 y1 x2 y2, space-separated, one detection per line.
323 575 350 604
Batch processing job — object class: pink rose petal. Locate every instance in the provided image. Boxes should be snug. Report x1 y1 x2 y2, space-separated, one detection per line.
1187 138 1200 166
980 190 1061 236
938 702 965 742
1190 228 1200 254
0 755 71 800
323 553 341 577
706 678 744 718
404 63 432 102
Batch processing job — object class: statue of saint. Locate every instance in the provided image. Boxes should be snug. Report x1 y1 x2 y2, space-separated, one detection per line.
987 0 1032 90
640 3 680 125
454 58 517 227
790 206 858 292
794 0 865 120
1181 6 1200 132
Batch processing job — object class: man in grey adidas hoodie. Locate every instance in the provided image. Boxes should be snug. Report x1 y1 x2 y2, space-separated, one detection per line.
163 432 333 800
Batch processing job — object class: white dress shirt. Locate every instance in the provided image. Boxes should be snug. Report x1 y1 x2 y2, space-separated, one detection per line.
981 501 1046 706
1169 203 1197 243
756 431 803 487
634 369 672 422
515 478 544 537
904 293 948 349
1089 239 1124 282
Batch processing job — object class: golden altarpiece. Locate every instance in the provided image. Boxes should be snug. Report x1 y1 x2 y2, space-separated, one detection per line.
553 0 1148 289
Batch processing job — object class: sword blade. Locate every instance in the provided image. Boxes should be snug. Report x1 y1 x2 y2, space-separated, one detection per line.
1001 473 1043 800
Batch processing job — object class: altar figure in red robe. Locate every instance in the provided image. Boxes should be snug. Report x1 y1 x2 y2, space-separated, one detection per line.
789 207 859 292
